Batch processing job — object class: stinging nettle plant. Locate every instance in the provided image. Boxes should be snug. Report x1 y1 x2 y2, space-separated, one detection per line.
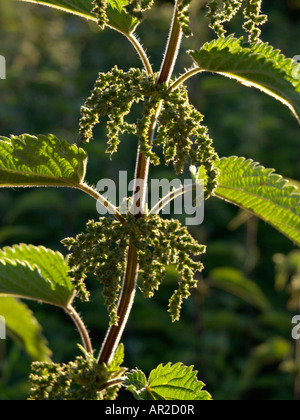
1 0 300 400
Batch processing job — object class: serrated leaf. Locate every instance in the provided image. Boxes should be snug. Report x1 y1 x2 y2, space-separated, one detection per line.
0 297 51 361
210 267 271 311
286 178 300 192
188 36 300 122
123 369 150 400
0 244 74 308
124 363 212 400
0 134 87 188
106 0 140 34
18 0 140 35
190 164 208 184
108 343 125 372
215 157 300 246
18 0 97 21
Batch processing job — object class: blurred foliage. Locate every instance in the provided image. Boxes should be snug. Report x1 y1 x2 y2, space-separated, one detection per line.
0 0 300 400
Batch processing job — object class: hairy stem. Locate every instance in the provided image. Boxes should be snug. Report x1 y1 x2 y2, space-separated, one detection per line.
127 33 153 77
157 0 182 85
77 183 126 224
97 242 138 364
150 182 198 215
97 0 183 366
168 66 202 91
65 305 93 354
97 377 126 393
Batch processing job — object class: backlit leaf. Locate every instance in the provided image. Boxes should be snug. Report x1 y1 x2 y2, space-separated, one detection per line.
0 296 51 361
123 363 212 400
189 36 300 122
0 134 87 188
215 156 300 246
0 244 74 308
18 0 140 35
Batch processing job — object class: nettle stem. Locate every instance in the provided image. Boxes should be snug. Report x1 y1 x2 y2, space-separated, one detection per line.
97 1 183 365
127 33 153 77
97 242 138 364
169 66 202 92
150 182 197 215
78 183 126 224
66 305 93 354
157 1 182 85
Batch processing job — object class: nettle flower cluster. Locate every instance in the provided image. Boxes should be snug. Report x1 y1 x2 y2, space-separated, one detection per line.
155 85 219 198
29 355 102 400
79 67 219 198
29 346 126 400
206 0 267 42
79 67 157 155
63 214 206 325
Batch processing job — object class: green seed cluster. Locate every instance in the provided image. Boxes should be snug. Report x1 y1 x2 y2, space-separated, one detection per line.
79 67 156 155
177 0 193 37
206 0 243 37
29 356 103 400
243 0 267 43
206 0 267 41
134 214 206 322
154 85 219 198
125 0 154 20
63 214 206 323
92 0 108 29
62 218 130 326
29 348 125 400
79 68 218 198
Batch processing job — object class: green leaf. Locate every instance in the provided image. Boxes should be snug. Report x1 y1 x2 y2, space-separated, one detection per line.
108 343 125 372
286 178 300 192
188 36 300 123
106 0 140 34
0 134 87 189
0 296 51 361
215 157 300 246
209 267 271 311
0 244 74 308
190 164 208 185
18 0 140 35
123 369 148 400
18 0 97 21
124 363 212 400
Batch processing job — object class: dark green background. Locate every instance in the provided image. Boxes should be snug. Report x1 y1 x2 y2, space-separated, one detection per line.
0 0 300 400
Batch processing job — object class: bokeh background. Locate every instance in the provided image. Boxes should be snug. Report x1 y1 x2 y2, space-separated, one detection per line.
0 0 300 400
